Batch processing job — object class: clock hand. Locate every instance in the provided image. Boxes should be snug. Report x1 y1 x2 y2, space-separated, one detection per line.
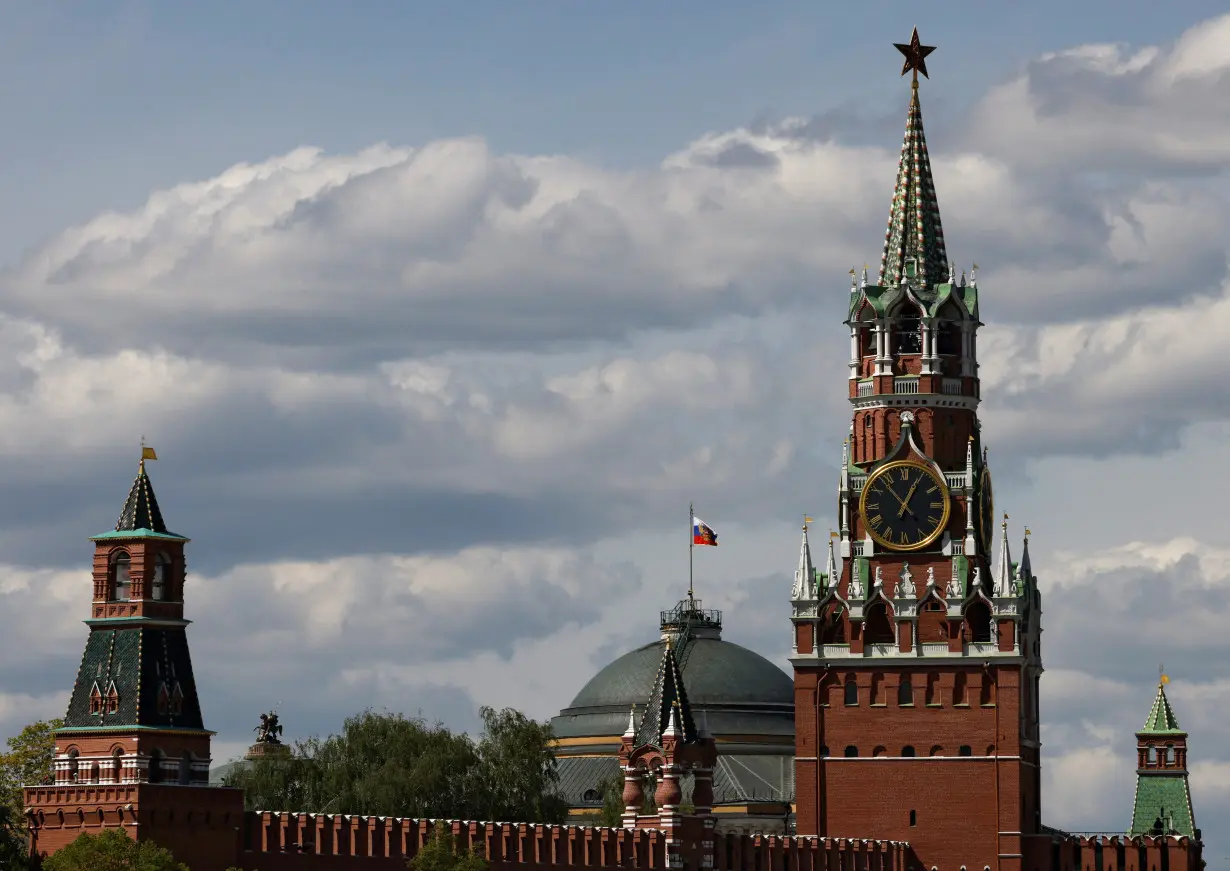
898 479 921 518
881 483 915 519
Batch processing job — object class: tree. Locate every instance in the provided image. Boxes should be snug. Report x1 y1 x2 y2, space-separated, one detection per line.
408 821 489 871
225 707 567 824
595 774 625 828
473 706 567 824
40 829 188 871
0 718 61 856
0 803 33 869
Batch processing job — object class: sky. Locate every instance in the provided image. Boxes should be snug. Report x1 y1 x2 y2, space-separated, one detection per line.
1 0 1229 862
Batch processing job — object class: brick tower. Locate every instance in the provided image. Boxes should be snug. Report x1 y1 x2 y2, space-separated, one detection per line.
1128 677 1198 841
24 451 244 870
789 29 1044 871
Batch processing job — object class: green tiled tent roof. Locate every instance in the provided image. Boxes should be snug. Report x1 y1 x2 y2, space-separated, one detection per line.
878 81 947 291
62 627 205 732
101 460 185 539
1141 682 1184 735
1130 775 1196 839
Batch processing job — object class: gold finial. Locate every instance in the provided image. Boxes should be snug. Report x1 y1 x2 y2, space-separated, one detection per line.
1002 512 1009 531
830 530 840 539
1024 527 1031 537
664 635 673 651
894 27 936 85
849 268 857 276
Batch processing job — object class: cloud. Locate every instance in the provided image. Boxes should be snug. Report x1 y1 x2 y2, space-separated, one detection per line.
966 14 1230 175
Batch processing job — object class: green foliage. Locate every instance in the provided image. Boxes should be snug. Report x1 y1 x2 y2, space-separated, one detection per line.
41 828 188 871
408 821 489 871
0 803 33 869
595 774 624 828
224 706 567 824
0 718 62 857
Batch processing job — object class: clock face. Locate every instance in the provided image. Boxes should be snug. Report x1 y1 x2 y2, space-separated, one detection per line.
860 461 951 552
978 465 995 552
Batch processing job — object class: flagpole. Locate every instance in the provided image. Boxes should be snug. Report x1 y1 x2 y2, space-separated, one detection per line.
689 502 694 600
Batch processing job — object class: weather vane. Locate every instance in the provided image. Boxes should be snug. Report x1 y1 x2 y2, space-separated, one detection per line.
894 27 936 85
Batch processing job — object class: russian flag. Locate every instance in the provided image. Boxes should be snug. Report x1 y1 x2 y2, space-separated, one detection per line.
693 516 718 546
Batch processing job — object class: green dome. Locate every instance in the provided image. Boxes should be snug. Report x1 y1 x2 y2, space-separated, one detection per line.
552 636 793 744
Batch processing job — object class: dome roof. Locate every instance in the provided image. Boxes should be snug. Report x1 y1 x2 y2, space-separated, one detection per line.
552 636 793 743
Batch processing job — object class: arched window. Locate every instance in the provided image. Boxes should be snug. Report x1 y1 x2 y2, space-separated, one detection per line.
844 746 858 758
152 554 171 601
894 305 922 355
929 745 943 757
820 605 846 644
861 324 876 357
909 810 917 827
179 755 192 785
67 750 80 783
89 762 100 784
958 745 972 757
936 321 958 356
902 745 916 758
1165 744 1175 765
112 748 125 783
1146 745 1157 764
818 745 829 758
111 552 131 602
864 602 895 645
965 600 991 643
925 673 940 706
873 746 887 758
844 676 858 706
898 674 914 707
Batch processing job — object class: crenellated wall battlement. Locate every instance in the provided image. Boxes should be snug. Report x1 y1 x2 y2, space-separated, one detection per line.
1041 833 1201 871
234 813 910 871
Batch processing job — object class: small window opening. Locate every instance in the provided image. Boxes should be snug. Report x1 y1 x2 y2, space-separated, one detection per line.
895 306 922 355
959 745 972 757
844 677 858 706
902 745 916 758
898 674 914 707
909 810 917 827
152 554 170 601
844 746 858 758
111 552 131 601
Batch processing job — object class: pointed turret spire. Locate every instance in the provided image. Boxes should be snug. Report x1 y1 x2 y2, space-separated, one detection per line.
623 705 639 739
1142 678 1183 735
637 636 698 747
879 29 948 290
117 456 169 534
793 523 816 600
1020 527 1032 579
995 514 1012 595
826 532 839 592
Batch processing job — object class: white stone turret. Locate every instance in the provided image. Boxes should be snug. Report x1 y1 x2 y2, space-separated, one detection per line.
662 702 681 739
623 706 638 739
793 525 816 600
996 515 1012 597
826 534 839 594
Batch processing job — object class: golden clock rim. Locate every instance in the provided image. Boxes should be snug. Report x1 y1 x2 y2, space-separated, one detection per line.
978 464 994 552
858 459 952 553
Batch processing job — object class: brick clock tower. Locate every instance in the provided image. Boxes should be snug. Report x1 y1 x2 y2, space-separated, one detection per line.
790 30 1044 871
24 452 243 871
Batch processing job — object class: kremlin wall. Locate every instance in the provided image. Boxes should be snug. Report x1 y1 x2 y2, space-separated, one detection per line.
20 30 1203 871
